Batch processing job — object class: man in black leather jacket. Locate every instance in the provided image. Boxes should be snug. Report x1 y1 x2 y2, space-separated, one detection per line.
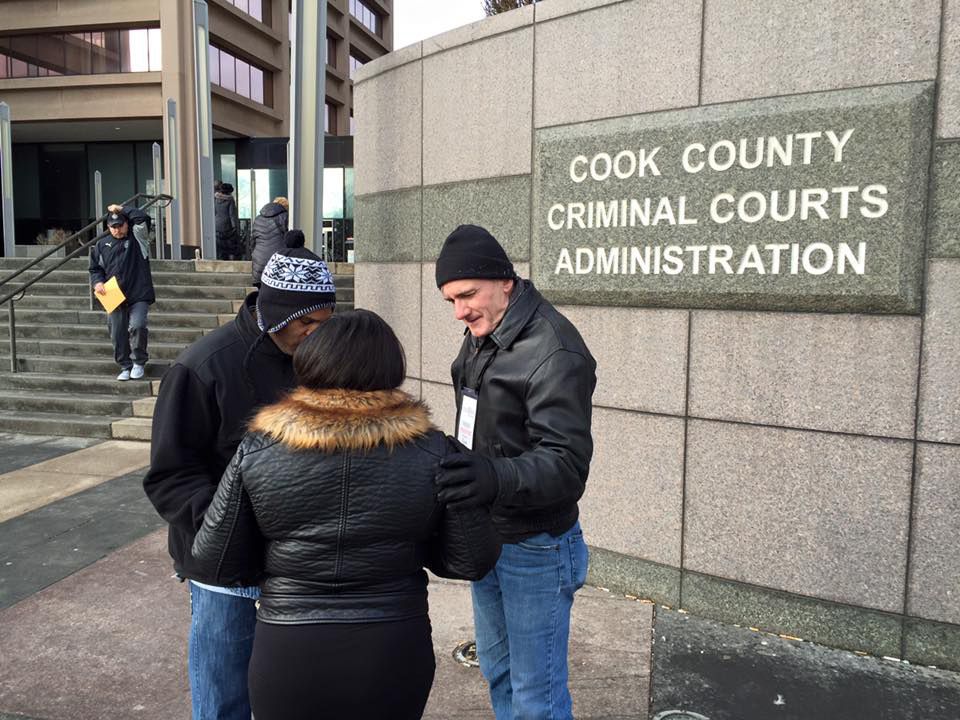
434 224 597 720
143 231 336 720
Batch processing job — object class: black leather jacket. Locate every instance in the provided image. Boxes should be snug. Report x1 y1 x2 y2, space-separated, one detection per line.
191 388 501 625
451 280 597 543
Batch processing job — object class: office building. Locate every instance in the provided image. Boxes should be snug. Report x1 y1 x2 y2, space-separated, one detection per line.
0 0 392 258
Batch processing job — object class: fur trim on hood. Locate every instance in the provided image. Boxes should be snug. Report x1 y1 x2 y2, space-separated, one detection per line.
250 388 434 451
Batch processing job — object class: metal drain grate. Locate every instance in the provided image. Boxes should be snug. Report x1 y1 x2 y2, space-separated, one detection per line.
452 640 479 668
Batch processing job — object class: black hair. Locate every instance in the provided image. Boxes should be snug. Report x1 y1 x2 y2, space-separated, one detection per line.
294 309 406 391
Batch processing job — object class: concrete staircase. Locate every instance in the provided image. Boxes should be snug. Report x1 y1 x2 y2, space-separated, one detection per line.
0 257 355 441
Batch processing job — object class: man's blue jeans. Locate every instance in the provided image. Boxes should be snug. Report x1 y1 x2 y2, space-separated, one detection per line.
188 581 258 720
471 521 588 720
107 300 149 370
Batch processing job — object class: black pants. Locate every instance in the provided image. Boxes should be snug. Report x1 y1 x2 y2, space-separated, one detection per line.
248 616 436 720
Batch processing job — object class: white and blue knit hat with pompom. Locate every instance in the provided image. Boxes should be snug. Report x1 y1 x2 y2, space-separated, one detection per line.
256 230 336 333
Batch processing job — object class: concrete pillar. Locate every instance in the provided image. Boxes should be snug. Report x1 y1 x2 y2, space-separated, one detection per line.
0 102 15 257
289 0 326 250
193 0 216 259
163 99 182 259
160 0 201 256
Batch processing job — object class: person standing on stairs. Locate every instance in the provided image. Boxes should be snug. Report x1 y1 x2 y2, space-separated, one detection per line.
88 203 155 382
215 182 243 261
249 196 289 284
143 230 336 720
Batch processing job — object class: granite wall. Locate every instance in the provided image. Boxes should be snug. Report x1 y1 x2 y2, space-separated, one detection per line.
353 0 960 669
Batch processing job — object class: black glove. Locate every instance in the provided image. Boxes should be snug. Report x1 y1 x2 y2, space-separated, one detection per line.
436 438 500 510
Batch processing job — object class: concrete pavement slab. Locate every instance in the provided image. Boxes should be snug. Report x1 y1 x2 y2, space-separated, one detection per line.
650 607 960 719
424 579 652 719
0 530 189 720
0 469 161 610
0 433 100 475
0 440 149 522
0 529 654 719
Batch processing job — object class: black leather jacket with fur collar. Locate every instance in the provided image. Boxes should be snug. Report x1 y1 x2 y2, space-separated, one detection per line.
191 388 501 625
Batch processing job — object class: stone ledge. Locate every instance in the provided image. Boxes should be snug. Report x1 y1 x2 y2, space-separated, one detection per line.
904 617 960 670
681 570 903 659
587 546 681 608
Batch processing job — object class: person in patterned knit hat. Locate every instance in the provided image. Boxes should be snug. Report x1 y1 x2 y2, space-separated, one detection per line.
144 228 335 720
255 229 337 343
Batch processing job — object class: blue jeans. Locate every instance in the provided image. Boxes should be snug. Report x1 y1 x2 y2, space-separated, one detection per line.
472 521 588 720
107 300 149 370
188 582 258 720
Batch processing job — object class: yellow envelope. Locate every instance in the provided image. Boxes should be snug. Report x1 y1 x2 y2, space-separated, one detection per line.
95 276 126 314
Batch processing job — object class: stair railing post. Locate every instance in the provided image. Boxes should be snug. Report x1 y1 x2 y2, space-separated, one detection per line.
152 142 164 259
94 170 103 220
91 172 101 310
8 298 16 373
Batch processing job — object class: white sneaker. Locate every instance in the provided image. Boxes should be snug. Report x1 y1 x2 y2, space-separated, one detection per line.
117 368 131 381
131 364 145 380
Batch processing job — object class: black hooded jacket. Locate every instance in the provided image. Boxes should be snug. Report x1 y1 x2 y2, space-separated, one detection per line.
451 280 597 543
250 202 289 282
191 389 501 624
88 206 155 305
143 292 295 586
215 191 241 256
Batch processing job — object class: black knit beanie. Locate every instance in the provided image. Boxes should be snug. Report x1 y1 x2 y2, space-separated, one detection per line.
435 224 515 288
256 230 336 333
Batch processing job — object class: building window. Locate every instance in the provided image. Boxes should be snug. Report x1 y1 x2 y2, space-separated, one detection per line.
350 112 356 136
224 0 263 23
326 36 336 67
209 45 220 85
325 103 337 134
349 0 381 36
0 28 162 78
348 52 366 80
209 44 266 105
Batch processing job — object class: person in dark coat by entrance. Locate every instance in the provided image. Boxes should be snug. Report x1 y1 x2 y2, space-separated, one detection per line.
192 309 501 720
143 230 337 720
215 181 242 260
88 203 155 381
250 197 289 283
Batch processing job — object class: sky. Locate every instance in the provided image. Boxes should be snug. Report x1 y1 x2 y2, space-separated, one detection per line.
392 0 488 49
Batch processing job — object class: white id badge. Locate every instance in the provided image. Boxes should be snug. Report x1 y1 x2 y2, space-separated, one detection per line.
457 388 479 450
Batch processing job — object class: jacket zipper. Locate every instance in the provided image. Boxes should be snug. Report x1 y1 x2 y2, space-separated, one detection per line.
333 454 351 589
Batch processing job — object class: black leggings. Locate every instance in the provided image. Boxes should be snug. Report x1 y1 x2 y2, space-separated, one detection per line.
247 616 436 720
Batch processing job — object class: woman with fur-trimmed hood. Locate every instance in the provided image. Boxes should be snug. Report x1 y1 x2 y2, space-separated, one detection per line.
191 309 500 720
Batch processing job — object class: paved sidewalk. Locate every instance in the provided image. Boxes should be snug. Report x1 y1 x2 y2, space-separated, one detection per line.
0 529 653 720
0 437 149 522
1 433 958 720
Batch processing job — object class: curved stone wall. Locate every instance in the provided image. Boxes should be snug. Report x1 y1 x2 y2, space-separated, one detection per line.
353 0 960 670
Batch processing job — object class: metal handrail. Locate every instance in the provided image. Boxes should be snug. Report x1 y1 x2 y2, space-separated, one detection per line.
1 193 173 372
0 192 162 289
